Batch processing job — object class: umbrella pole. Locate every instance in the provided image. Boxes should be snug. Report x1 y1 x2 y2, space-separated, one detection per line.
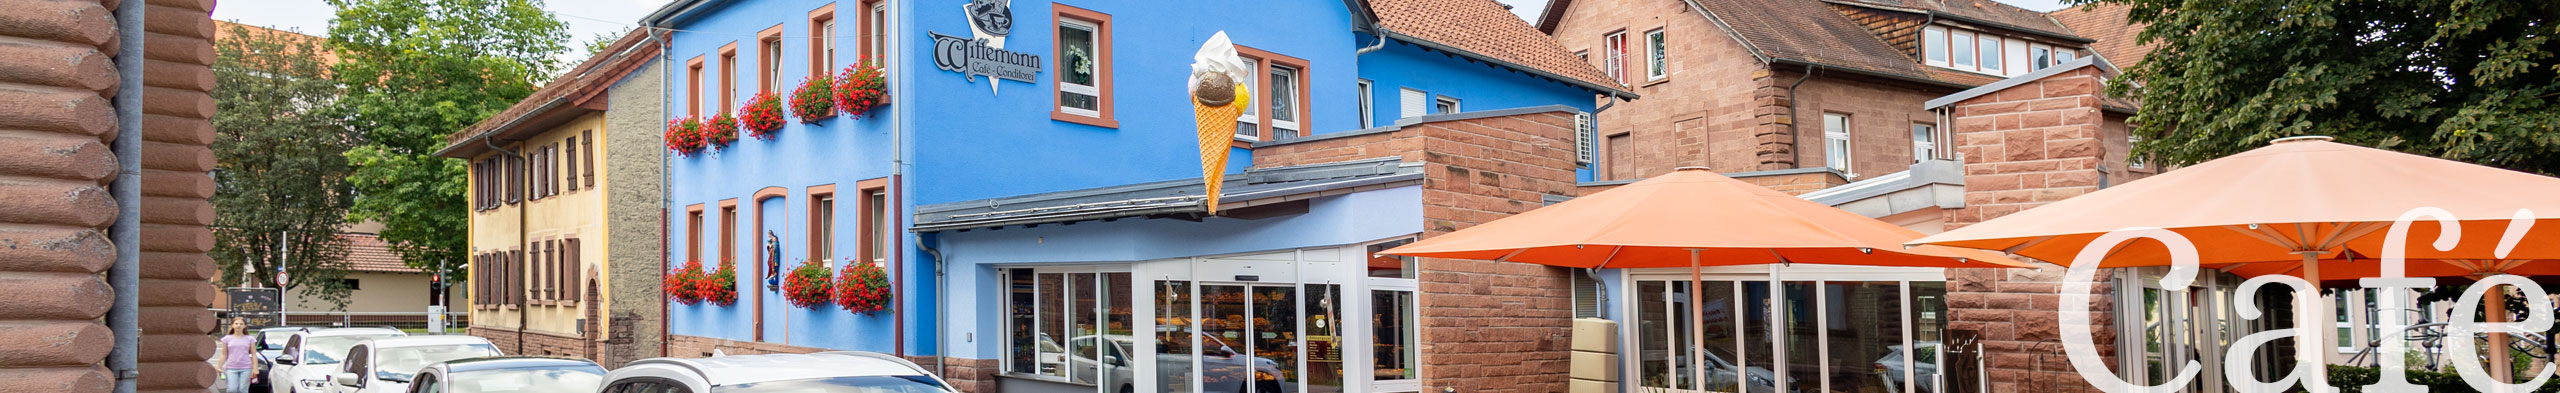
2488 283 2514 385
2299 251 2330 390
1690 249 1706 391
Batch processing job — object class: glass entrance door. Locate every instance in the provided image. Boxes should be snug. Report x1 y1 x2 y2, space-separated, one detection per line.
1199 284 1300 393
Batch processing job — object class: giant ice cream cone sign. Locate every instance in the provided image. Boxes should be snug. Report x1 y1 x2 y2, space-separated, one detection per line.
1190 32 1252 214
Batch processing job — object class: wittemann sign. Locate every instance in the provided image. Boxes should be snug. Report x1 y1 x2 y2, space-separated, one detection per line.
931 32 1040 84
2061 208 2550 393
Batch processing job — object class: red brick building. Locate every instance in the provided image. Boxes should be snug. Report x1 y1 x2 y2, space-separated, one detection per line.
0 0 223 392
1530 0 2198 392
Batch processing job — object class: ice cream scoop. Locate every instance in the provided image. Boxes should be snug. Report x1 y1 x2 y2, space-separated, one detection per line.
1188 32 1253 105
1194 71 1237 107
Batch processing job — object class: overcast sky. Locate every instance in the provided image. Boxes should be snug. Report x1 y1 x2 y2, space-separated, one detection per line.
216 0 2076 53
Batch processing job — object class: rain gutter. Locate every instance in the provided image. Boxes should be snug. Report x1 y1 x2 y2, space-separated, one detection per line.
108 0 144 391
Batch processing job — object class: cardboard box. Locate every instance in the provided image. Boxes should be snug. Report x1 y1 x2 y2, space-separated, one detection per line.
1570 350 1620 381
1571 318 1617 353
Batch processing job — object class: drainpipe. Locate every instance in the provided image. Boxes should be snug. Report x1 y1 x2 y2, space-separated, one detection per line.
485 137 527 353
1353 28 1390 56
647 26 674 360
108 0 144 390
1785 65 1816 169
890 2 913 360
922 240 946 376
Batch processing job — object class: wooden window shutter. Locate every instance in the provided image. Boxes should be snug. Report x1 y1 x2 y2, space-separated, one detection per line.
581 130 595 188
471 254 483 306
507 155 523 203
567 238 582 302
566 137 579 191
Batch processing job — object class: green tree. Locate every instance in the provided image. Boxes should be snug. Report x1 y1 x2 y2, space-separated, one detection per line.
2105 0 2560 173
330 0 568 280
212 24 358 308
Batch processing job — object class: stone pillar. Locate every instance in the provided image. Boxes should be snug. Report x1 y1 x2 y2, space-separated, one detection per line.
1940 65 2121 392
1750 69 1801 170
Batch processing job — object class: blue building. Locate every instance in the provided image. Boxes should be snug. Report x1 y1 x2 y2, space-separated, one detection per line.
640 0 1631 391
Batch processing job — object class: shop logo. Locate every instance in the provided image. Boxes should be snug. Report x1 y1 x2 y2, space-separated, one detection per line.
966 0 1011 37
2060 208 2549 393
933 0 1038 94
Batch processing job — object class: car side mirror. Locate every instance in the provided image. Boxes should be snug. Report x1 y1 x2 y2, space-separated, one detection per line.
1106 355 1126 366
275 356 297 365
333 372 362 388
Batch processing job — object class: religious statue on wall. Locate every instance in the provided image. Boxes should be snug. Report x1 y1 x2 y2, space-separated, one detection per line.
763 231 784 291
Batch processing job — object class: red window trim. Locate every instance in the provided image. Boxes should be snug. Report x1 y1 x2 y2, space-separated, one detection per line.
810 4 838 77
854 178 889 267
685 204 706 264
719 43 739 114
757 25 786 95
857 0 885 63
1234 45 1311 143
1049 4 1116 128
808 184 839 263
686 56 706 118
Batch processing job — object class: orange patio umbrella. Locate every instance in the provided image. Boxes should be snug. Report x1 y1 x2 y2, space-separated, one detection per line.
1384 167 2024 392
1911 136 2560 384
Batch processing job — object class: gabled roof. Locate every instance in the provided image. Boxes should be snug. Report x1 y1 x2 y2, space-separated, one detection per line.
343 233 422 273
1827 0 2079 39
2048 3 2152 68
1366 0 1635 99
436 29 662 158
1542 0 2079 88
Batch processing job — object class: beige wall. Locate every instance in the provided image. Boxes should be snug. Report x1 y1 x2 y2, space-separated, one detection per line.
288 271 461 313
467 112 614 339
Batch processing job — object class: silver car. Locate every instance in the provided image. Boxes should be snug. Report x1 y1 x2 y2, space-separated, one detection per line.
601 351 958 393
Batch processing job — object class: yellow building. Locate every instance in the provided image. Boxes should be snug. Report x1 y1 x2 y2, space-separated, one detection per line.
437 30 665 364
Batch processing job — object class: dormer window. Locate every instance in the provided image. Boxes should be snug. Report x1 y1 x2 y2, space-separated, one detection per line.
1923 25 2066 77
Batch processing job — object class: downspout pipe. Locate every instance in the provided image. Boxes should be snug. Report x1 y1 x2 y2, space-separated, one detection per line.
108 0 144 390
1785 65 1815 169
922 239 946 376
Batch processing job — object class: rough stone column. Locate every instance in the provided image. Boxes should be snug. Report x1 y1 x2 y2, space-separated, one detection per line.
604 57 669 367
1939 65 2121 393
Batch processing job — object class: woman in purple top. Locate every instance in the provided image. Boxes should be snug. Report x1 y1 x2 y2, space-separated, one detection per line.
214 317 257 393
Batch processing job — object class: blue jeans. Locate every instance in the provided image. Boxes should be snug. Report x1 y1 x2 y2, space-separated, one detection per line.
221 368 252 393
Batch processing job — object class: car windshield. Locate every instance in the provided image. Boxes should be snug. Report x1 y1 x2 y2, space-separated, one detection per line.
448 366 606 393
299 335 399 365
373 344 502 382
712 375 948 393
259 331 295 350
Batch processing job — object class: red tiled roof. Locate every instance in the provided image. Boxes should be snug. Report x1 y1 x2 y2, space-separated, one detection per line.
2048 3 2151 67
1830 0 2079 39
1369 0 1631 96
342 234 422 273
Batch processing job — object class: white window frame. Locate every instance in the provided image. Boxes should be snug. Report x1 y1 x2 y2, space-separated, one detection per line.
1912 123 1935 163
1922 26 1948 66
822 19 837 72
1603 31 1627 84
764 39 785 93
1949 30 1974 69
2030 43 2052 71
1643 28 1667 81
1357 79 1374 128
1977 34 2003 74
1268 64 1302 135
1055 17 1103 117
869 3 890 62
1824 113 1853 173
1433 96 1459 115
1619 265 1950 393
2128 135 2149 169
